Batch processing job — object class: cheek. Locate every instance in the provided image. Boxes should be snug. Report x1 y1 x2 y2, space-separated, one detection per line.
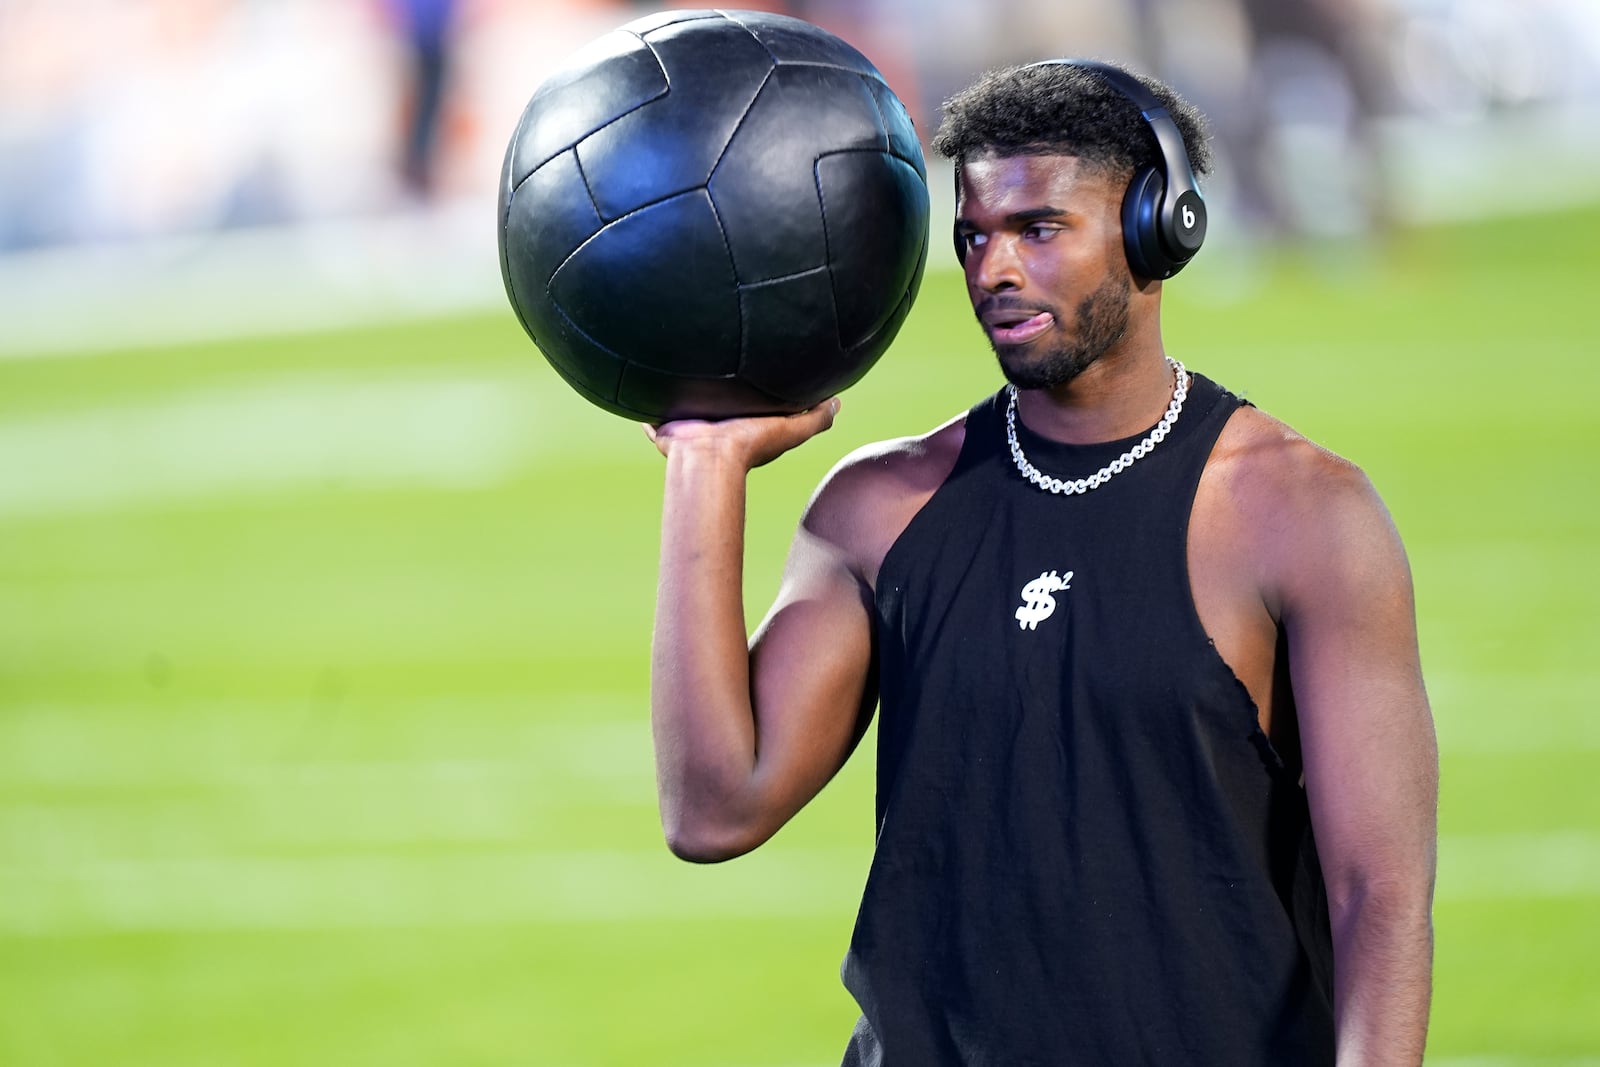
1063 231 1127 288
1032 247 1098 296
1098 222 1129 273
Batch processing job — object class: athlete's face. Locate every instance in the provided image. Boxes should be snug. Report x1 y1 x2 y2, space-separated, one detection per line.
955 153 1132 390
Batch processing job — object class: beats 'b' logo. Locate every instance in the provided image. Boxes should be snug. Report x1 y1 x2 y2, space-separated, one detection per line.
1171 190 1206 253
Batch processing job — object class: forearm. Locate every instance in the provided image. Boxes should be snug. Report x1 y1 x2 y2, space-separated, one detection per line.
1331 884 1435 1066
651 441 764 859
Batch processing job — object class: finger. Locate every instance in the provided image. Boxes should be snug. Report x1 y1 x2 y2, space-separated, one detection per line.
802 396 842 435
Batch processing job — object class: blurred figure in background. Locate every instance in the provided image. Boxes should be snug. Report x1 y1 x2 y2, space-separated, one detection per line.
378 0 461 200
1 0 1596 296
1230 0 1393 239
1130 0 1394 242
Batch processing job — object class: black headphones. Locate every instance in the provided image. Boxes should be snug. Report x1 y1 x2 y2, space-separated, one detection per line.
953 59 1207 280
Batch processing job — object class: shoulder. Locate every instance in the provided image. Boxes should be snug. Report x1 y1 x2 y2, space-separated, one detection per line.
1208 404 1376 505
802 410 970 586
1202 404 1408 618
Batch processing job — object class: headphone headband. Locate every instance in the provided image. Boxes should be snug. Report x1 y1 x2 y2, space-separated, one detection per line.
1033 58 1161 113
1028 59 1203 214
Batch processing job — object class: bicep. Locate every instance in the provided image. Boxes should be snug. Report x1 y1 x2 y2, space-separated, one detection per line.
1281 476 1438 900
745 521 877 824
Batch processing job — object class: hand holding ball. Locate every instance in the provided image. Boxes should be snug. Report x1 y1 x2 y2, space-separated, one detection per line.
497 9 930 422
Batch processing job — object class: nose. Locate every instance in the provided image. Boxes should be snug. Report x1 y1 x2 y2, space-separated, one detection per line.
971 234 1024 293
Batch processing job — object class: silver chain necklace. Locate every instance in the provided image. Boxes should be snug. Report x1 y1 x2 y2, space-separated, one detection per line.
1005 357 1190 495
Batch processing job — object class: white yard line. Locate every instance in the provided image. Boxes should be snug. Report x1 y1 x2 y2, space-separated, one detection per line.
0 847 870 935
1427 671 1600 754
1436 831 1600 902
0 829 1593 935
0 695 648 785
4 699 1599 932
0 201 502 360
0 368 634 516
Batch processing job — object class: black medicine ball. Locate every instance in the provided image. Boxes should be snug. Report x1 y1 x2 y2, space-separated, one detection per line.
497 9 930 422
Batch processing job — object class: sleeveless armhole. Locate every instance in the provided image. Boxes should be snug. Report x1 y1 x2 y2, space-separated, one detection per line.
1174 398 1301 780
874 391 1005 597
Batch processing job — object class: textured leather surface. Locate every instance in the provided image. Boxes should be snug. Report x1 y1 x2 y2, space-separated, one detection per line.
498 9 929 421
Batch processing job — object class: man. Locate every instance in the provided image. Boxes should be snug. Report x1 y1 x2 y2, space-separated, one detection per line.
646 60 1437 1065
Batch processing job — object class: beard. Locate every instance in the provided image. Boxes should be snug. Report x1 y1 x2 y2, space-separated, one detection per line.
987 272 1131 390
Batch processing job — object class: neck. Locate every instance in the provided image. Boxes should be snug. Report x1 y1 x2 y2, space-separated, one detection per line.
1015 324 1174 445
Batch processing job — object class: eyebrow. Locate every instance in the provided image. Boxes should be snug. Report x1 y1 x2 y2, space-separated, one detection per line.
955 205 1073 230
1007 206 1071 224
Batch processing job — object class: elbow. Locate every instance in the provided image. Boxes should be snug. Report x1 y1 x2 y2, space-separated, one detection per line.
1326 869 1437 942
663 829 749 864
660 807 769 864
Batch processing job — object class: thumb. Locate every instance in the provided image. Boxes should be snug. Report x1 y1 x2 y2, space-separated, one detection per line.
793 396 841 441
812 396 842 431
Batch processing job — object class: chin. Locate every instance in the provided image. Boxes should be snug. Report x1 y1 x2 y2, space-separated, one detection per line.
996 342 1096 391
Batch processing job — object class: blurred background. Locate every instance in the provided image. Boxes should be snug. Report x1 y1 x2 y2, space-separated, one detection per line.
1 0 1598 1064
5 0 1600 353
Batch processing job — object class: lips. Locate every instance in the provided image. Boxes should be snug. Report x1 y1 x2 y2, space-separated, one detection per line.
983 310 1055 345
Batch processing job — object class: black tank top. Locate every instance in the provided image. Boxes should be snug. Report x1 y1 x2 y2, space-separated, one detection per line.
840 373 1334 1065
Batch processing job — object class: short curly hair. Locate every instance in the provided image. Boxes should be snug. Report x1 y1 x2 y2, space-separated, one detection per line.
931 61 1213 180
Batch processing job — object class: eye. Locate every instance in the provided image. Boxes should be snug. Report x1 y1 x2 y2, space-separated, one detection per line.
959 231 987 249
1023 224 1062 241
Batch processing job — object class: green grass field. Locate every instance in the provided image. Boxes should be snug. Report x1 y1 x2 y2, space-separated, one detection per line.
1 205 1598 1065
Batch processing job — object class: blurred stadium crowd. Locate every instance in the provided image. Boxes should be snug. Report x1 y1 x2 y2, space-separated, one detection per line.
1 0 1597 350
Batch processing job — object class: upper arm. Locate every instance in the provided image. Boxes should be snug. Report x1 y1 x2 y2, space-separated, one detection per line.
742 427 957 831
737 442 919 832
743 495 879 820
1269 448 1438 904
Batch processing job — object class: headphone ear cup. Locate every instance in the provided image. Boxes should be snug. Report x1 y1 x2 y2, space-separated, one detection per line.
953 220 966 265
1121 165 1173 280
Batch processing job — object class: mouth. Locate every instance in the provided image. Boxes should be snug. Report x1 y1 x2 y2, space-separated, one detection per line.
982 309 1055 346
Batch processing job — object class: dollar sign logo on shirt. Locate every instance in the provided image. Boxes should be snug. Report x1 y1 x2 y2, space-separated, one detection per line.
1015 569 1073 631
